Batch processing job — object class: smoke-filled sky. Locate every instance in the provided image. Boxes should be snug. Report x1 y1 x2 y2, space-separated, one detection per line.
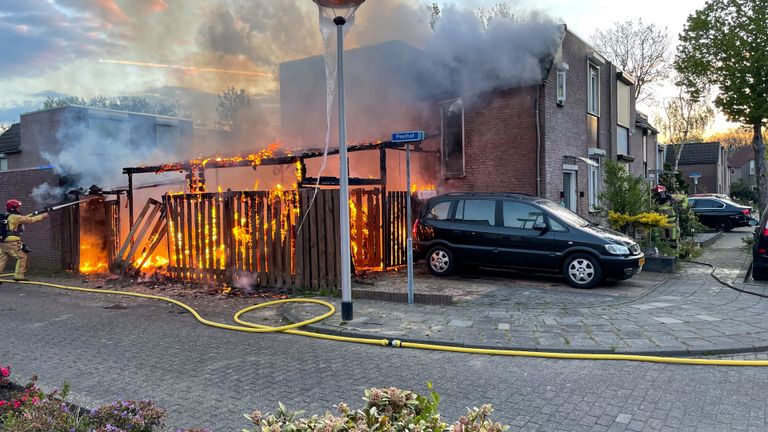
0 0 711 127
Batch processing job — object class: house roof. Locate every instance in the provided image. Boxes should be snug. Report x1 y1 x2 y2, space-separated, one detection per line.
635 112 659 134
0 123 21 154
728 146 754 168
664 142 722 166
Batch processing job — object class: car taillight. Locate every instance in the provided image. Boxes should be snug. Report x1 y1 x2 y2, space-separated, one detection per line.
742 209 751 215
412 219 420 238
763 228 768 238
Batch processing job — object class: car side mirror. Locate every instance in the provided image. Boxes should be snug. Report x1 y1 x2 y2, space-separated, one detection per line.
533 222 548 232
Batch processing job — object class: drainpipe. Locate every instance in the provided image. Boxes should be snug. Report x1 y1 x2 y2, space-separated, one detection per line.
535 85 543 197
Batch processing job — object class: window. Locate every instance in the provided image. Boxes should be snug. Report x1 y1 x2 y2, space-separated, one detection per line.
441 99 464 177
0 154 6 171
502 201 545 229
642 135 648 163
588 63 600 116
549 218 567 232
617 126 629 155
588 158 601 211
692 199 724 209
556 69 567 105
455 200 495 226
426 201 452 221
750 160 756 175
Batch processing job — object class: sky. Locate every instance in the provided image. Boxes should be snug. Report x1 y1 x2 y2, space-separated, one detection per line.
0 0 721 131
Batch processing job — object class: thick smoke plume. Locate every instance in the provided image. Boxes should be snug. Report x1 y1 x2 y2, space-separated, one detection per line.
424 7 565 97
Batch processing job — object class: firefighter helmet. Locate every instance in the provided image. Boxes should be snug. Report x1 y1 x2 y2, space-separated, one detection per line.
5 199 22 212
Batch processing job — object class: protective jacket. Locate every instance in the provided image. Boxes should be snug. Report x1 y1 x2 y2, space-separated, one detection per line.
4 213 47 242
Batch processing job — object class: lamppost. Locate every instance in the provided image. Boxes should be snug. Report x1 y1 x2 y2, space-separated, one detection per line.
313 0 366 321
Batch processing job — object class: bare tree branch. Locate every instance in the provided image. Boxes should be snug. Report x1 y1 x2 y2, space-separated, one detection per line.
591 19 672 104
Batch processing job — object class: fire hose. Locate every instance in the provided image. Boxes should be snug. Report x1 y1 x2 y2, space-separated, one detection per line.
2 273 768 366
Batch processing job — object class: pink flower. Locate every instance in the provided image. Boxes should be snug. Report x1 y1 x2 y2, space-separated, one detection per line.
13 400 21 409
0 367 10 377
0 400 7 407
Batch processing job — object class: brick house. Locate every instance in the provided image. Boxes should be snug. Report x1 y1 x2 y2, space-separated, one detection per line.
728 146 755 188
280 28 660 218
663 142 731 195
0 106 192 272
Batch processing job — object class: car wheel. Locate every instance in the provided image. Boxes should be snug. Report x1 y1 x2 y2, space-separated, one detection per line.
427 246 454 276
563 253 602 289
753 265 768 281
715 218 733 232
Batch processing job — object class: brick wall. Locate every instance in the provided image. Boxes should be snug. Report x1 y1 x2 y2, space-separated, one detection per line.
541 31 599 215
439 87 538 195
677 163 719 194
0 168 64 272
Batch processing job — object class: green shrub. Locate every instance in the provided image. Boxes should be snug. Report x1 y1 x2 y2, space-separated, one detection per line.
244 386 508 432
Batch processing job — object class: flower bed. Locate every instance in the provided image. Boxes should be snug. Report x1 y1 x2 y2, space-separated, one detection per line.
2 364 508 432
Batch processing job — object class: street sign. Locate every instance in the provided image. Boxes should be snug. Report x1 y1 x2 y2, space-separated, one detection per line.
688 172 701 178
391 131 425 142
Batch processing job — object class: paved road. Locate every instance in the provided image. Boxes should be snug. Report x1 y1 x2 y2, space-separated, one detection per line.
2 279 768 431
288 229 768 355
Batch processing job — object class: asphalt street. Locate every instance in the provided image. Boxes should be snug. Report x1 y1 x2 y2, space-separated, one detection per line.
2 277 768 431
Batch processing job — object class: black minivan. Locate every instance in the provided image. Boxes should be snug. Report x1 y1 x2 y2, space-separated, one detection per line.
413 193 645 288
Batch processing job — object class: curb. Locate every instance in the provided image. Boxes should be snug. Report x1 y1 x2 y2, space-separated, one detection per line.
281 306 768 358
698 230 724 248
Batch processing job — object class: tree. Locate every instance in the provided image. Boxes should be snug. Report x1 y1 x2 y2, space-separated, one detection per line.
707 127 766 149
41 95 178 117
654 83 715 170
216 86 251 135
426 1 514 31
675 0 768 207
591 19 671 103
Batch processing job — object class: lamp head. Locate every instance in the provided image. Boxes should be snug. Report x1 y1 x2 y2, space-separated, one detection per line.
313 0 365 20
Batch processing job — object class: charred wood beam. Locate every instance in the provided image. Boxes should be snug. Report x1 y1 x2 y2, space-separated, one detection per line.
121 140 429 175
302 177 384 186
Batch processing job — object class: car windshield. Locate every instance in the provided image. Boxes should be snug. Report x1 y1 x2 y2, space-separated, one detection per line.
538 200 591 227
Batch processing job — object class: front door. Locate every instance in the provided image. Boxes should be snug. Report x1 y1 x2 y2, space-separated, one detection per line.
563 171 577 212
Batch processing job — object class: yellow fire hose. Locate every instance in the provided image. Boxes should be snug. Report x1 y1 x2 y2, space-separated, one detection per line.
3 275 768 366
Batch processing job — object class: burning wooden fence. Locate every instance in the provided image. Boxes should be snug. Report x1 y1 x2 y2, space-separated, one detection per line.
106 187 408 290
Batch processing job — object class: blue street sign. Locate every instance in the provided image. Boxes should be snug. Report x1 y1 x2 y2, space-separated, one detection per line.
391 131 425 142
689 172 701 178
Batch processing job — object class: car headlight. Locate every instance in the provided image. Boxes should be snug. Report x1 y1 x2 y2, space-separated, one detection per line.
605 244 630 255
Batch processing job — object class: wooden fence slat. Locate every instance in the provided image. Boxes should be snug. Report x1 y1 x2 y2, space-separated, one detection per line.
295 191 305 290
257 195 267 286
316 190 328 292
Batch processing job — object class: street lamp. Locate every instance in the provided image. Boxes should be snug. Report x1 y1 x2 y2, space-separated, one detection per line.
313 0 365 321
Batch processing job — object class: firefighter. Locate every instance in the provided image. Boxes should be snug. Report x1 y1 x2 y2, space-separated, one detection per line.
0 199 48 282
652 185 679 243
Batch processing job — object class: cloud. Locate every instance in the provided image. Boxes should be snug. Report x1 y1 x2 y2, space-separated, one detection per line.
55 0 130 24
0 1 119 76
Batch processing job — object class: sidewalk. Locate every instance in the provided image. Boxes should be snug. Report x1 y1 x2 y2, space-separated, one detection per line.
284 228 768 356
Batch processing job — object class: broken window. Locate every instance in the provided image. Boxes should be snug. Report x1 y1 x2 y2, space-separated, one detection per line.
441 99 465 178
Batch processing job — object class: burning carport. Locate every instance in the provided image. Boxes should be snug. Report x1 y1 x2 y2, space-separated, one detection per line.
116 139 435 291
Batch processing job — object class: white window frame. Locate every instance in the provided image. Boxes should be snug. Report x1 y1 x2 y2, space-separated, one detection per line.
0 154 7 171
556 63 568 106
750 160 755 175
642 135 648 163
588 63 600 116
617 126 629 156
588 157 601 212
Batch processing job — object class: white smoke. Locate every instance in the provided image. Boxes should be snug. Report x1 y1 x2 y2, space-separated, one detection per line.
424 6 565 97
31 183 66 206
